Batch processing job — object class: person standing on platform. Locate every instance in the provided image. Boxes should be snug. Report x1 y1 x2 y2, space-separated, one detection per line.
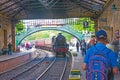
8 42 12 55
25 42 29 50
112 36 119 56
86 38 95 50
81 39 86 56
82 30 118 80
76 41 79 52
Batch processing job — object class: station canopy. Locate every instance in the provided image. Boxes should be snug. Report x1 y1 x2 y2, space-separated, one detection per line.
0 0 111 20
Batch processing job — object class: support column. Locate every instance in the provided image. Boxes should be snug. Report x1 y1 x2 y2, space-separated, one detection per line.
94 20 98 33
90 17 98 33
11 20 16 52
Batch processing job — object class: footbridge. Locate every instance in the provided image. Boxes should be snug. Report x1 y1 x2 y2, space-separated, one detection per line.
16 25 83 46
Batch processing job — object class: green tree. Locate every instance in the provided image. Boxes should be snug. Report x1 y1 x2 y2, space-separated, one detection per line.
74 18 95 32
16 21 25 34
65 18 95 33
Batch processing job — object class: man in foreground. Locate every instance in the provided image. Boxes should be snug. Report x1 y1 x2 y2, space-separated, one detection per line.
82 30 118 80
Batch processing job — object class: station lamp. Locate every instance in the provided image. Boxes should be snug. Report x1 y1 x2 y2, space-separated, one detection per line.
111 4 117 11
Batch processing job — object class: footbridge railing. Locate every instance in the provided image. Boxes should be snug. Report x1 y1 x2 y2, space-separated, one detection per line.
16 25 83 46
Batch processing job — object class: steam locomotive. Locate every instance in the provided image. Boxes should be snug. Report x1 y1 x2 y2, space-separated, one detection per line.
34 34 69 57
53 33 69 57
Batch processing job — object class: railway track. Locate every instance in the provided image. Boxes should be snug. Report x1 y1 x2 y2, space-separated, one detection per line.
37 57 69 80
62 52 72 80
0 49 72 80
0 50 54 80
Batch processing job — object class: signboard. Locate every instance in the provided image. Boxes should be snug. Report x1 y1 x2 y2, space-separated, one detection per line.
83 21 88 28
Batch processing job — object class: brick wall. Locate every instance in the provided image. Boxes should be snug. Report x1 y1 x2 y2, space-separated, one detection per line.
0 54 30 74
0 15 12 49
98 0 120 41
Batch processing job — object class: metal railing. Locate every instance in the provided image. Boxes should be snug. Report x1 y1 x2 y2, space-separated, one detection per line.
16 25 83 46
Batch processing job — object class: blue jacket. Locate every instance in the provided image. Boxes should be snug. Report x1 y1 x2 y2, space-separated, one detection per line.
84 43 118 67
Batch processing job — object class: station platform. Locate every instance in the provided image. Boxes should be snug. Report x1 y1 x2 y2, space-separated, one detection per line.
0 48 40 74
69 47 86 80
0 51 28 61
0 47 120 80
69 46 120 80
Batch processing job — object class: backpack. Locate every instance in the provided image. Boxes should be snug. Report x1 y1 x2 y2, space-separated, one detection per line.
86 47 111 80
118 51 120 71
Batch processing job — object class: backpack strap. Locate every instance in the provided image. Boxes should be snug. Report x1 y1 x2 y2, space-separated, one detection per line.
92 45 110 56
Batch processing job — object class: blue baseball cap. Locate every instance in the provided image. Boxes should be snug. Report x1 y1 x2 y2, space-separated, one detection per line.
96 30 107 39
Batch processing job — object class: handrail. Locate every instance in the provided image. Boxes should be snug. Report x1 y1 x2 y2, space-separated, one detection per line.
16 25 83 46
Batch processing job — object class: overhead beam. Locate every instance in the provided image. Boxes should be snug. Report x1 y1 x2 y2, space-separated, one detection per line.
3 6 20 15
97 0 113 18
0 0 11 6
91 0 105 5
103 0 111 7
78 2 97 12
72 3 96 14
82 0 99 5
0 0 33 17
99 0 107 3
80 4 97 13
0 0 24 11
11 8 24 18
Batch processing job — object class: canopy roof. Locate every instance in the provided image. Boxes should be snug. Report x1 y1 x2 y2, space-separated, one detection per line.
0 0 112 20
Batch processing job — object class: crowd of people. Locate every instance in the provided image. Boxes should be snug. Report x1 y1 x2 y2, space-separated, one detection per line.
75 30 120 59
83 30 118 80
75 37 96 56
1 42 12 55
77 30 119 80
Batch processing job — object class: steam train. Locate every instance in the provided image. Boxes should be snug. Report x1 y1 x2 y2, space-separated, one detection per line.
53 44 69 57
34 36 69 57
52 34 69 57
35 38 52 51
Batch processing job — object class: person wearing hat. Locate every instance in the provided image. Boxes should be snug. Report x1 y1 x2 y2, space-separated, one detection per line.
82 30 118 80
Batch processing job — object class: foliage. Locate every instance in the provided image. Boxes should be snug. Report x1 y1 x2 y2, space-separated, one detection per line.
16 21 25 34
24 31 50 41
66 18 95 33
